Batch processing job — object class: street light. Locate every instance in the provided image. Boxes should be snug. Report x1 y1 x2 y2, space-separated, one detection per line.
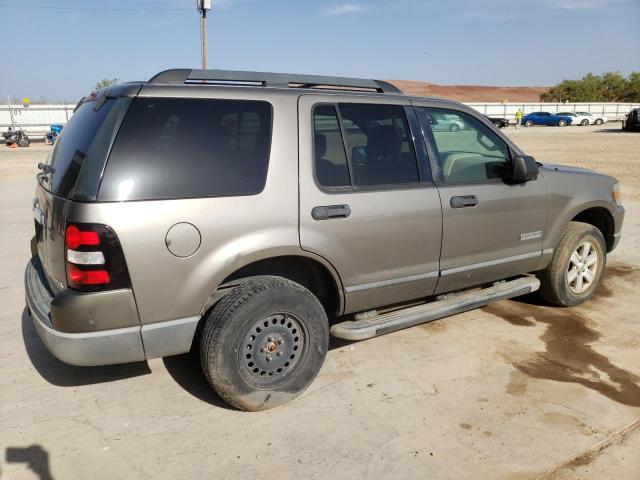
196 0 212 69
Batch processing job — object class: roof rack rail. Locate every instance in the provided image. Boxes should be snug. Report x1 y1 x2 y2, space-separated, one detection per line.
148 69 402 94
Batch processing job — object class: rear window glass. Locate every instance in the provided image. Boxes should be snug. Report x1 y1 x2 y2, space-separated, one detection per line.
44 98 128 198
98 98 272 201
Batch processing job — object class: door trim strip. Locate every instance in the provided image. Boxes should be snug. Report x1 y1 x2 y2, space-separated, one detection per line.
440 251 542 276
345 271 439 294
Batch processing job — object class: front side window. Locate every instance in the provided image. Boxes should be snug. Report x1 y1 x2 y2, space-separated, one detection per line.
99 98 272 201
416 107 511 183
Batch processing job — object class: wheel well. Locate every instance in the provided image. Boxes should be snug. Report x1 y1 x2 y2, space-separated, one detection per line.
222 256 341 316
572 207 615 251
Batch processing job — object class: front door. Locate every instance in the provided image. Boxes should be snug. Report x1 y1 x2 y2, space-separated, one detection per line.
298 94 443 314
413 103 548 294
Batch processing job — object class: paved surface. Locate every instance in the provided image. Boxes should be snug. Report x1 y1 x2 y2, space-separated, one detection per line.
1 125 639 479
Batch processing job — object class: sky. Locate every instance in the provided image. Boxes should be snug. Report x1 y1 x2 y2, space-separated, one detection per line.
0 0 639 102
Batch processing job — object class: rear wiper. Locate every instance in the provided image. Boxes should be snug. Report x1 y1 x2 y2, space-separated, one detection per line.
37 163 54 174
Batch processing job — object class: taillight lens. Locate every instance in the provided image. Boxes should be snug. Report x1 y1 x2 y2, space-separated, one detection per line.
64 223 131 292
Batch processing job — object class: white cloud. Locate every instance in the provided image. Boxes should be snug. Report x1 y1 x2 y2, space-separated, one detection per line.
544 0 628 10
325 3 372 15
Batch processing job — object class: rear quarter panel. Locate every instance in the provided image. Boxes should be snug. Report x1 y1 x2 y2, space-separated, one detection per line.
67 87 323 325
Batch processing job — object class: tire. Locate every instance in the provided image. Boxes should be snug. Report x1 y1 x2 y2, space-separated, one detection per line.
580 119 589 126
200 276 329 411
558 120 568 127
449 123 460 132
594 118 603 125
524 120 533 127
493 121 502 128
18 136 30 147
537 222 606 307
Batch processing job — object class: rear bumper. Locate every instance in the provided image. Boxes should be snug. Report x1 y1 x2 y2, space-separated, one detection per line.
25 258 199 366
25 258 145 366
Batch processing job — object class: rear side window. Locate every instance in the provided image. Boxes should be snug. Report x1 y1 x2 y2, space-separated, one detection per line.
44 97 131 199
98 98 272 201
312 103 419 189
313 105 350 187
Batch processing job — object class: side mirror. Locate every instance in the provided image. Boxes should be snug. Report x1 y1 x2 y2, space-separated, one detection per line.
512 154 538 182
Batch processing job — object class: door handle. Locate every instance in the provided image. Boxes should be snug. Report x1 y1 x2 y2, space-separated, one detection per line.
450 195 478 208
312 205 351 220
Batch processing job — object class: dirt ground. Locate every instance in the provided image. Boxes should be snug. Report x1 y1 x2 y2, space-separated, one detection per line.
1 125 639 479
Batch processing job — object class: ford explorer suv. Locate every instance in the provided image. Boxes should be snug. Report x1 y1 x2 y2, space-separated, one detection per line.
25 69 624 411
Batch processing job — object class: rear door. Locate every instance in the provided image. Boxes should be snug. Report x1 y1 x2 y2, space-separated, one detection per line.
298 94 443 314
413 102 548 293
34 94 133 291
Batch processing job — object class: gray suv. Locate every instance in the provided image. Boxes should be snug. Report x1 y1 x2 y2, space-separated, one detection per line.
25 69 624 411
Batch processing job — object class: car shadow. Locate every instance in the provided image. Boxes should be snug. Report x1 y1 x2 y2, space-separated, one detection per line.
21 307 151 387
162 351 235 409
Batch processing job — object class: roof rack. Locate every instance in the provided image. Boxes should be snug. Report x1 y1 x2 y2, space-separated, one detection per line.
148 69 402 94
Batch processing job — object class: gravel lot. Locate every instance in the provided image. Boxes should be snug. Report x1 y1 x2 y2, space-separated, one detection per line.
1 124 639 479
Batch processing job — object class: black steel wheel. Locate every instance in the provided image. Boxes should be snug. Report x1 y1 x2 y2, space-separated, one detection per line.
200 276 329 411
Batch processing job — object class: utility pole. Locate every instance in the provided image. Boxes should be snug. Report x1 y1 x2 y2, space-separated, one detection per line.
196 0 212 69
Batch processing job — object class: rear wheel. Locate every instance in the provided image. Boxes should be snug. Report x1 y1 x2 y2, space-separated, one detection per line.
594 118 603 125
580 119 589 126
558 120 568 127
200 276 329 411
537 222 606 307
524 120 533 127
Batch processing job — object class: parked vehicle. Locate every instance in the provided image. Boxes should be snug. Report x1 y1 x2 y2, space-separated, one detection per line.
2 125 30 147
25 69 624 411
622 108 640 131
575 112 607 125
522 112 573 127
428 111 466 131
45 124 64 145
484 116 509 128
556 112 593 126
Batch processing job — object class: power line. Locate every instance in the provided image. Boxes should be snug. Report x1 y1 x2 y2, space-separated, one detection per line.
0 3 192 11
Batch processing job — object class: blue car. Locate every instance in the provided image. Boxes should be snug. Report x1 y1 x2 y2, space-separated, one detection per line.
522 112 573 127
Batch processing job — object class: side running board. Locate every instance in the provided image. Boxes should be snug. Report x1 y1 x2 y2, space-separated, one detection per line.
330 276 540 341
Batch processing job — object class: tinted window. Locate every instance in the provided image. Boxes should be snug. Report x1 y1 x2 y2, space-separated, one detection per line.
44 98 130 198
338 103 419 187
416 107 510 183
99 98 272 201
313 105 350 187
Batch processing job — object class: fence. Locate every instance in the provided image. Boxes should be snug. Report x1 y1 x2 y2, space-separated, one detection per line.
2 101 639 138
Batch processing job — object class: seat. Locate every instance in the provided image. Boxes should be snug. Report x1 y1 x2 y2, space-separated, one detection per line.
315 133 349 187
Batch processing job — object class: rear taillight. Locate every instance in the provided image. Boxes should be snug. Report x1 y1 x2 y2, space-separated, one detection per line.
64 223 131 292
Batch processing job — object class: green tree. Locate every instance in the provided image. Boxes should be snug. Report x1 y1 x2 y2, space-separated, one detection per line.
622 72 640 102
93 78 119 91
539 72 639 102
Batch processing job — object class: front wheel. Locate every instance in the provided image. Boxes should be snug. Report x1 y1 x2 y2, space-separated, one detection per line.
200 276 329 411
524 120 533 127
581 119 589 126
18 136 30 147
537 222 606 307
594 118 603 125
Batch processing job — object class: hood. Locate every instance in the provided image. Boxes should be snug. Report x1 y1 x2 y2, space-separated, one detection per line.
541 163 595 174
